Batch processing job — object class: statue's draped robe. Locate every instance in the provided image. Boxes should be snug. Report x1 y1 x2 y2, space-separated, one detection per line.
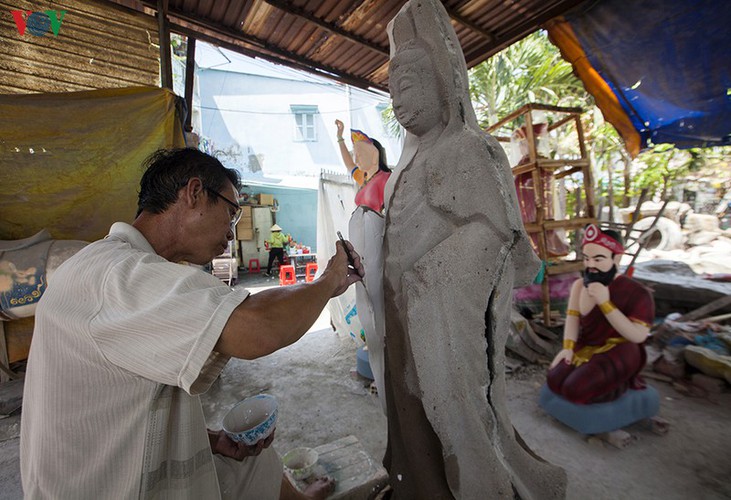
383 132 566 499
348 204 388 413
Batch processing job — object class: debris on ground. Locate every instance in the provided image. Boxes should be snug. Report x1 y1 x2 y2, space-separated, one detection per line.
507 309 558 371
648 302 731 396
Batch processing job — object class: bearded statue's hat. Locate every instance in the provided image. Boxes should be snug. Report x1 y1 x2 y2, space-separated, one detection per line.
582 223 624 254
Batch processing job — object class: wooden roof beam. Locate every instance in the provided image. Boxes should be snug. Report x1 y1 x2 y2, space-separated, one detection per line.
167 14 387 92
444 5 496 42
261 0 389 56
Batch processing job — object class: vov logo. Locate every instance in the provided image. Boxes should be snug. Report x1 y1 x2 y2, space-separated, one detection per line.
11 10 66 37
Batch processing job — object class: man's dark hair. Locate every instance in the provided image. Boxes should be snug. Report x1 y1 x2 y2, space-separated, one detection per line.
372 139 392 173
136 148 241 217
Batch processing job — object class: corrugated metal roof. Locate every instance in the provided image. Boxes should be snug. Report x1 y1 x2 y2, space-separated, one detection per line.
105 0 586 92
0 0 159 94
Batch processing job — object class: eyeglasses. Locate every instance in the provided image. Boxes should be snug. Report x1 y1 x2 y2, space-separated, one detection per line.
206 188 243 226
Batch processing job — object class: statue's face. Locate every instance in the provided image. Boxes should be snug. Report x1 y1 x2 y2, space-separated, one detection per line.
353 140 379 174
582 242 621 286
582 243 618 273
389 44 443 136
584 242 623 286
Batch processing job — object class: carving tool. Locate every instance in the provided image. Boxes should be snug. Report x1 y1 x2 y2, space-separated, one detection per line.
337 231 365 288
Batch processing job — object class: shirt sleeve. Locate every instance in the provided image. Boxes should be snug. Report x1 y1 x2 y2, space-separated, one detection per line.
91 251 249 394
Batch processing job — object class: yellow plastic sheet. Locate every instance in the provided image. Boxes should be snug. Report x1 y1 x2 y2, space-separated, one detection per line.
0 86 185 242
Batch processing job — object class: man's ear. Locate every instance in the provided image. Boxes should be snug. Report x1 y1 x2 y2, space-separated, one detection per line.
182 177 204 207
613 253 622 267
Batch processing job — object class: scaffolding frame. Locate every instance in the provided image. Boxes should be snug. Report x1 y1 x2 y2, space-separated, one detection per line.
487 103 597 325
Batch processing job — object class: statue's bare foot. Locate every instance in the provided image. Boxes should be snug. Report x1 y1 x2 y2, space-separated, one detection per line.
303 476 335 499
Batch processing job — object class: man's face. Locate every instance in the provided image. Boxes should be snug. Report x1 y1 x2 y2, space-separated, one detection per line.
187 181 238 265
389 44 442 136
582 242 618 286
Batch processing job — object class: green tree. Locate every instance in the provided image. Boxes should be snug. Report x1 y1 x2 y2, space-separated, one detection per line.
623 145 731 205
590 120 633 210
632 145 692 200
469 30 591 128
380 105 403 141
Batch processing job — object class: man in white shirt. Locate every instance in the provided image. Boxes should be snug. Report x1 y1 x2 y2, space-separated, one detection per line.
20 148 362 499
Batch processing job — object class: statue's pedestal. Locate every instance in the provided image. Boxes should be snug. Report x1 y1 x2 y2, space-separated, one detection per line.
539 384 660 435
286 435 387 499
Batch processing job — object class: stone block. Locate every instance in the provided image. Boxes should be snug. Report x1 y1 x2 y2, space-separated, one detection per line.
286 435 388 500
691 373 727 393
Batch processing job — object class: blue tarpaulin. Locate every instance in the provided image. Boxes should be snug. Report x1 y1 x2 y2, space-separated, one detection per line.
559 0 731 153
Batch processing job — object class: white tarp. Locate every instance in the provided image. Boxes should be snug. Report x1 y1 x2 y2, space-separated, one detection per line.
316 170 364 344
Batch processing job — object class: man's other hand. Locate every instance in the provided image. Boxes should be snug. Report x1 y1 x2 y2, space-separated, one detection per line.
209 429 275 461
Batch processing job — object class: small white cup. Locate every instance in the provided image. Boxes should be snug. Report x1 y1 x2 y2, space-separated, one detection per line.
282 447 319 480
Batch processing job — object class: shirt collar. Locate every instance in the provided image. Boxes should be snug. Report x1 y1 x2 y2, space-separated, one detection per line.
106 222 157 255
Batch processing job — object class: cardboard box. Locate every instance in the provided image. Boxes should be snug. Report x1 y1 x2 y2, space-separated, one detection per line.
259 194 274 206
241 205 252 217
237 228 254 241
236 216 253 233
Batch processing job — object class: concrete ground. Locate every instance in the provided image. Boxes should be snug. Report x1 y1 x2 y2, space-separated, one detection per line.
1 270 730 499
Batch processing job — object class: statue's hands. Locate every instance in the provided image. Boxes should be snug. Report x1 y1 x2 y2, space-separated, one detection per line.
585 282 610 305
549 349 573 369
335 119 345 139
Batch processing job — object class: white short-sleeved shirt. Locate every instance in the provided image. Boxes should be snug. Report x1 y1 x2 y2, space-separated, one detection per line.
20 222 249 499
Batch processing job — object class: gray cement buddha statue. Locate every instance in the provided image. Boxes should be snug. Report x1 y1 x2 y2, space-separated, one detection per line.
381 0 567 498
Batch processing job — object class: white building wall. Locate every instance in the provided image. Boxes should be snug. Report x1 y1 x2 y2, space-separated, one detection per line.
192 45 401 182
